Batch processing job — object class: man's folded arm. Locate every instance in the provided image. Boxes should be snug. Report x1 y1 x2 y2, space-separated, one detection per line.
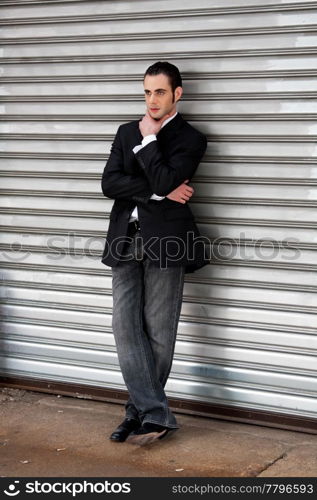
101 125 153 203
134 134 207 197
133 135 165 201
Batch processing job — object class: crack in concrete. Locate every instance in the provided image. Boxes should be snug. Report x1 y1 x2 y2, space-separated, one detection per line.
256 449 290 476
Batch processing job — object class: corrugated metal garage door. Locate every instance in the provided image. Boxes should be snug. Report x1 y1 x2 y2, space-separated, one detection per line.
1 0 316 422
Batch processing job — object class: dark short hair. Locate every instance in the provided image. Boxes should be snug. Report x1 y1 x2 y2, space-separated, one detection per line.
144 61 182 93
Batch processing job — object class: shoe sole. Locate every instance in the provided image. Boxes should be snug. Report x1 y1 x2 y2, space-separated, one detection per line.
126 429 168 446
109 436 127 442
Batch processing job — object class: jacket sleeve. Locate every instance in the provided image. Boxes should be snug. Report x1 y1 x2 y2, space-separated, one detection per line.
101 125 153 203
134 133 207 197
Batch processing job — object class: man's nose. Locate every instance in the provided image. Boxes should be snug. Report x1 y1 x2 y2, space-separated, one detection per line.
149 93 156 103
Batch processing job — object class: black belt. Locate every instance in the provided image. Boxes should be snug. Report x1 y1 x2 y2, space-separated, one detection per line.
127 219 140 236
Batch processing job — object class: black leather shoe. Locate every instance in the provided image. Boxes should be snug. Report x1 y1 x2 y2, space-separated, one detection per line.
126 422 178 446
109 418 141 442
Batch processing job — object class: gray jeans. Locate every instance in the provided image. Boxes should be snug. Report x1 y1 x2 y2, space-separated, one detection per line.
111 232 185 429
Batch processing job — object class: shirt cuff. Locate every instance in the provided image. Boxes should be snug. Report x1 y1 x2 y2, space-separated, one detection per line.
132 134 157 154
150 194 165 201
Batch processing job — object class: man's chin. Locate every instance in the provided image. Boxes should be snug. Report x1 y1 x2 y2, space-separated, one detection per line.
149 111 163 120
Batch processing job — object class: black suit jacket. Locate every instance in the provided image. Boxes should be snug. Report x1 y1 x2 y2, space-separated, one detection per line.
101 113 209 273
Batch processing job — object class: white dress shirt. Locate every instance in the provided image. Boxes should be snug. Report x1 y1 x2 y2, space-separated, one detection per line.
129 112 178 222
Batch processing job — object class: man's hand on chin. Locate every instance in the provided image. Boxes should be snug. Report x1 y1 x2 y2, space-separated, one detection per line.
139 111 173 137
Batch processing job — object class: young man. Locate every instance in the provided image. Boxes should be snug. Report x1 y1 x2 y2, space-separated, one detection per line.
101 61 208 445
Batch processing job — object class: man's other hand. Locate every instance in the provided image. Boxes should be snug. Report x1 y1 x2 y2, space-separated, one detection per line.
166 180 194 204
139 111 172 137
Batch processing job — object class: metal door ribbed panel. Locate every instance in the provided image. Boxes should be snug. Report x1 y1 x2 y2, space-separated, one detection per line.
1 0 316 420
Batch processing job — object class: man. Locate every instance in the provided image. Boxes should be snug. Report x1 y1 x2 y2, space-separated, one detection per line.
101 61 208 445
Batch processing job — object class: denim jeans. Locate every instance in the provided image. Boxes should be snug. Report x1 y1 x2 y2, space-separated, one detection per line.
111 232 185 429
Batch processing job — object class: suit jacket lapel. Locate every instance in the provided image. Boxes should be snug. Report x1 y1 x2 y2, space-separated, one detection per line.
157 112 184 144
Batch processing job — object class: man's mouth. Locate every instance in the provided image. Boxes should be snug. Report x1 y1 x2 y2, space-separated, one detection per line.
150 108 159 113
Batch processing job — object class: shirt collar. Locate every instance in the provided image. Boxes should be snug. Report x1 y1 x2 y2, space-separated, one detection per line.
161 111 178 129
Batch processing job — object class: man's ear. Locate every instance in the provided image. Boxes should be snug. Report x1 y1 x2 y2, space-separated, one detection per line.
174 86 183 103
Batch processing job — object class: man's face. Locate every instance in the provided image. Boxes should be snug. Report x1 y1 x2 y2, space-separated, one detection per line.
143 73 182 120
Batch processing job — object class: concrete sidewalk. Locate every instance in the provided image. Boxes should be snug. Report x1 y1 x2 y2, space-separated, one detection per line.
1 387 316 477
